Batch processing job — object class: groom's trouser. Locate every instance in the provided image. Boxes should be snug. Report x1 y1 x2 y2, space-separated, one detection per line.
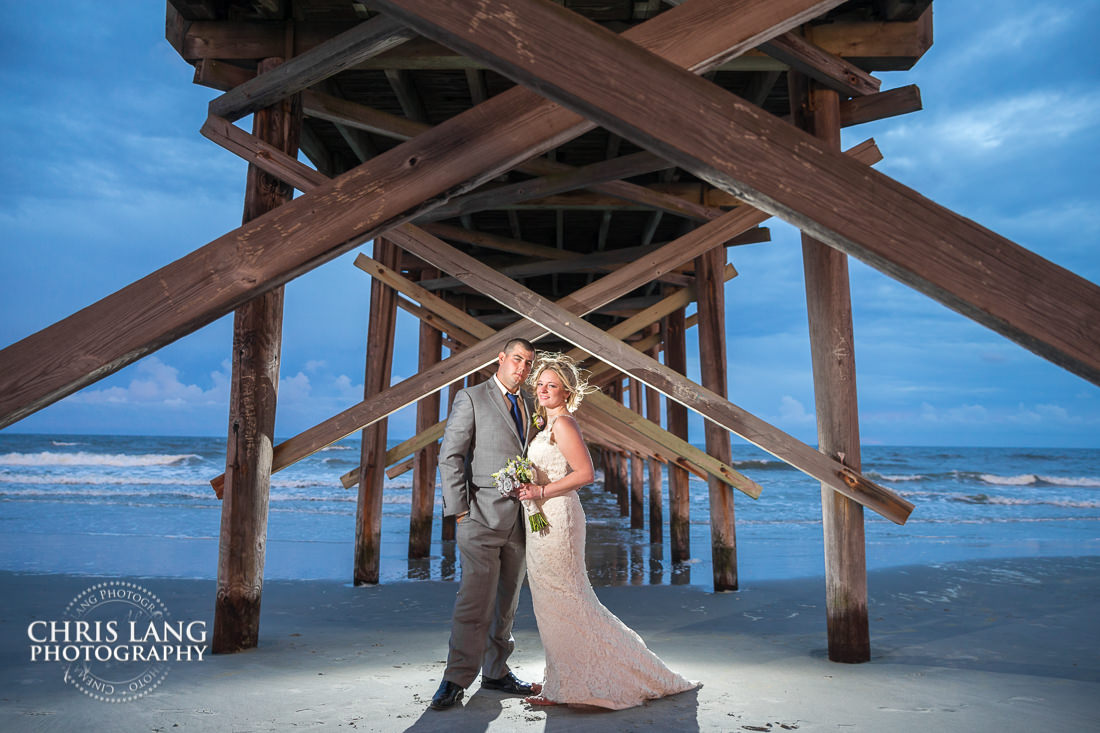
444 513 526 687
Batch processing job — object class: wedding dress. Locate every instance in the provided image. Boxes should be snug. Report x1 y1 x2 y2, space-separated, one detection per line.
525 417 698 709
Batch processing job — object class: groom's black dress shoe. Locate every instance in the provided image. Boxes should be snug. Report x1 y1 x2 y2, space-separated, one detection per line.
480 672 537 695
430 680 464 710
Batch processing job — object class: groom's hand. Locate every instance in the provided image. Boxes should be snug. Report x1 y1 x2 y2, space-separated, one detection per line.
456 512 468 524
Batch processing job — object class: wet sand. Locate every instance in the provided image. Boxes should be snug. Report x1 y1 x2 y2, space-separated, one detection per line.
1 556 1097 732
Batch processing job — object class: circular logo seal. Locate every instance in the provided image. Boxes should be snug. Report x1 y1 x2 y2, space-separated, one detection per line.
61 580 172 703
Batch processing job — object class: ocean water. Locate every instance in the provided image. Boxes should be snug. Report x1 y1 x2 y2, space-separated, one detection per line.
0 433 1097 588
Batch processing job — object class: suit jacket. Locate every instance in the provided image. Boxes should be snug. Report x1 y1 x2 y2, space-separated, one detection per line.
438 379 534 530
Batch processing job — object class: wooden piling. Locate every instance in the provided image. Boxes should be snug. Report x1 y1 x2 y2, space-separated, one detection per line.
409 268 442 558
696 244 738 591
353 237 399 585
213 57 299 653
663 306 691 562
644 323 664 544
628 377 646 529
791 73 870 662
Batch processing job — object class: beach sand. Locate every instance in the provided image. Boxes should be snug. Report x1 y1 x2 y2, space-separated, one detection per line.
2 556 1097 732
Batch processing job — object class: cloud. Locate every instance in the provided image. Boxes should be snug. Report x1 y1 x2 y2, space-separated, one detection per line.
65 357 228 408
777 395 815 426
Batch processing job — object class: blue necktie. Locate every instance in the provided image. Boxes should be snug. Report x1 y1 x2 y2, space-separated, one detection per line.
506 393 525 442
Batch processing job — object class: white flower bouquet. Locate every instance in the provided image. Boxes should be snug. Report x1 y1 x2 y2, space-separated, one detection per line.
492 455 550 534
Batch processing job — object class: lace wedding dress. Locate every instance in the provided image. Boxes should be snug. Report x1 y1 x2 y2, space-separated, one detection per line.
525 417 698 709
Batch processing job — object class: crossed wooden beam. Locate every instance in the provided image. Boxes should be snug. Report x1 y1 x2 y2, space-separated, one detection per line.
2 0 1097 525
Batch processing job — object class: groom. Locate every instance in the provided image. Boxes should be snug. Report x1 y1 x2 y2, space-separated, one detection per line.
430 337 540 710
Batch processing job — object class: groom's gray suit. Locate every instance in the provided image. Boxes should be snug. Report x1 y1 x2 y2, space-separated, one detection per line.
438 377 534 687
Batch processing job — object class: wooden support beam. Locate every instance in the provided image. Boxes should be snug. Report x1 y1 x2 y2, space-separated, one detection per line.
209 15 415 122
409 267 442 559
7 0 813 429
644 323 664 544
421 151 670 222
375 0 1100 387
663 302 692 561
384 221 914 524
174 14 932 71
212 139 881 492
301 90 726 222
347 250 756 496
629 377 646 529
792 74 870 662
696 243 738 591
384 68 430 123
354 238 399 586
839 84 922 127
761 31 881 97
213 57 299 654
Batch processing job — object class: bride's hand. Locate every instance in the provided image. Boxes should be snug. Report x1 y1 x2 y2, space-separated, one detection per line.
517 483 538 501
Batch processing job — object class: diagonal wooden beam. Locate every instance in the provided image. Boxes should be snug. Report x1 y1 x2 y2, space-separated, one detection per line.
1 0 838 428
374 0 1100 386
301 90 726 222
760 31 880 97
208 137 879 489
384 223 911 523
209 15 416 122
342 251 758 495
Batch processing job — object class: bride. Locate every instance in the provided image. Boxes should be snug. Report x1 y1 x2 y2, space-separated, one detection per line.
515 352 698 709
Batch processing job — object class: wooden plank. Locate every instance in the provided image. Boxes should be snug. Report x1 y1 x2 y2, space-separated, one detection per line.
209 15 415 122
422 223 576 261
761 31 880 97
839 84 922 127
384 219 914 524
214 138 880 488
213 57 298 654
385 457 415 479
792 77 869 661
7 0 819 429
806 5 933 71
377 0 1100 387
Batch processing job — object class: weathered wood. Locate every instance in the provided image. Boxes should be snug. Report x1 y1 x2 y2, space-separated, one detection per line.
354 238 399 586
629 378 646 529
386 457 415 479
1 0 830 431
695 243 738 591
301 90 727 222
761 31 880 97
644 323 665 544
217 140 880 490
376 0 1100 386
793 76 870 662
409 267 442 559
385 221 914 524
176 14 932 71
209 15 415 122
663 304 692 561
421 151 670 222
213 57 299 654
606 380 630 514
839 84 922 127
342 249 756 497
422 223 575 261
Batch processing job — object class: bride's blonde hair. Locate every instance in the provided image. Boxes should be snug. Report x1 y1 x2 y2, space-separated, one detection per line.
527 352 599 416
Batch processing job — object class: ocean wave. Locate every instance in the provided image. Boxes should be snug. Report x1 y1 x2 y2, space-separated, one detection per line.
0 473 214 487
0 451 203 467
977 473 1100 488
0 486 215 501
950 493 1100 509
51 441 82 447
868 472 927 483
978 473 1039 486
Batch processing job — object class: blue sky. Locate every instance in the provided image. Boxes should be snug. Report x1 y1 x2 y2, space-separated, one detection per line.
1 1 1097 447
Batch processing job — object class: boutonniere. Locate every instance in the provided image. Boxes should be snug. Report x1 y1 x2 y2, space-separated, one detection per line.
531 413 546 432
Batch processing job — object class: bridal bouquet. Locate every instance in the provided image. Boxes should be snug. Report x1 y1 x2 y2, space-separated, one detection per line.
492 456 550 534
